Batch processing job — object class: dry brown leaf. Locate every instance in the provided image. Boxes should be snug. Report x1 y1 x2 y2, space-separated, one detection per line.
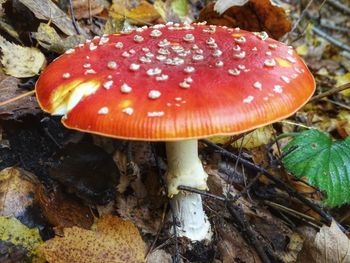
297 221 350 263
19 0 87 37
109 0 160 25
0 36 46 78
198 0 291 40
0 167 37 218
72 0 105 19
39 215 145 263
35 184 94 230
33 23 85 54
0 73 40 120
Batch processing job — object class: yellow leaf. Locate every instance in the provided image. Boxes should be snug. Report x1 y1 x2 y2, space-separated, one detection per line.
335 73 350 96
0 216 44 262
0 36 46 78
40 215 145 263
232 125 275 149
296 44 308 56
207 135 232 145
109 0 160 25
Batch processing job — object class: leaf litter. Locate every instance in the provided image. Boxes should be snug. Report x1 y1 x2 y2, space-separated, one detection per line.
0 0 349 262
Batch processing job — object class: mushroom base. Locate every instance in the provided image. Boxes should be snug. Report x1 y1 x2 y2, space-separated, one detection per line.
170 192 211 241
165 140 211 241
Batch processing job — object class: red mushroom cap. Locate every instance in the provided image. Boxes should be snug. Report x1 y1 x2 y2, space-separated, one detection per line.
35 23 315 141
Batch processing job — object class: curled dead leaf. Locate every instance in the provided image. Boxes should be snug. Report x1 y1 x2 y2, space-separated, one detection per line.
198 0 291 40
0 36 46 78
39 215 145 263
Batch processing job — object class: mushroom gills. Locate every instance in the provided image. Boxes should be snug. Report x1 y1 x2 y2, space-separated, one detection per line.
51 80 100 115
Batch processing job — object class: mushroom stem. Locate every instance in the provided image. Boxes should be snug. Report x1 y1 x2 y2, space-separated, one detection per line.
165 139 211 241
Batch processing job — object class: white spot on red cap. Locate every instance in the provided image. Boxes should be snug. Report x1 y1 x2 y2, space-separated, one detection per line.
234 51 246 59
107 61 118 69
253 81 262 90
89 43 97 51
232 45 241 52
83 63 91 68
122 51 130 57
65 48 75 54
148 90 161 99
183 34 195 42
192 55 204 61
216 61 224 67
265 51 272 56
228 69 240 76
156 74 169 81
99 36 109 45
273 85 283 93
84 69 96 74
185 77 193 83
121 83 132 93
269 43 277 49
103 80 113 90
253 31 268 40
62 72 70 78
179 81 191 88
234 36 246 43
287 56 296 63
213 49 222 57
184 66 195 73
98 107 109 114
134 35 144 42
243 96 254 103
148 111 164 117
206 37 215 45
158 39 170 47
122 107 134 115
158 48 170 55
147 68 162 76
264 58 276 67
115 42 123 49
281 76 290 83
150 29 162 38
129 63 140 71
156 55 166 61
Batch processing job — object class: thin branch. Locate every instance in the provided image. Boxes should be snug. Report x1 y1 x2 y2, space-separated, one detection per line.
226 203 272 263
326 0 350 15
312 25 350 53
68 0 81 35
201 139 334 225
310 83 350 102
0 90 36 108
178 185 226 201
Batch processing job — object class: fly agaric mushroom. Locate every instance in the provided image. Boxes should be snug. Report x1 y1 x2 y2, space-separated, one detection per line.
35 22 315 241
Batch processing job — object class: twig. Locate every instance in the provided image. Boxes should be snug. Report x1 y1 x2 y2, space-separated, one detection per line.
171 211 181 263
264 200 321 227
0 90 36 108
68 0 81 35
201 139 334 225
288 0 317 37
310 83 350 102
226 203 272 263
178 185 226 201
326 0 350 15
312 25 350 53
320 21 350 33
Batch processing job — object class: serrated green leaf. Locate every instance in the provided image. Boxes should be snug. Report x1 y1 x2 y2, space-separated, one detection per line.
282 129 350 206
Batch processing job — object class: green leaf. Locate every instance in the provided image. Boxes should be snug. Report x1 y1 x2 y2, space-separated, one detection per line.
282 129 350 206
171 0 188 18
